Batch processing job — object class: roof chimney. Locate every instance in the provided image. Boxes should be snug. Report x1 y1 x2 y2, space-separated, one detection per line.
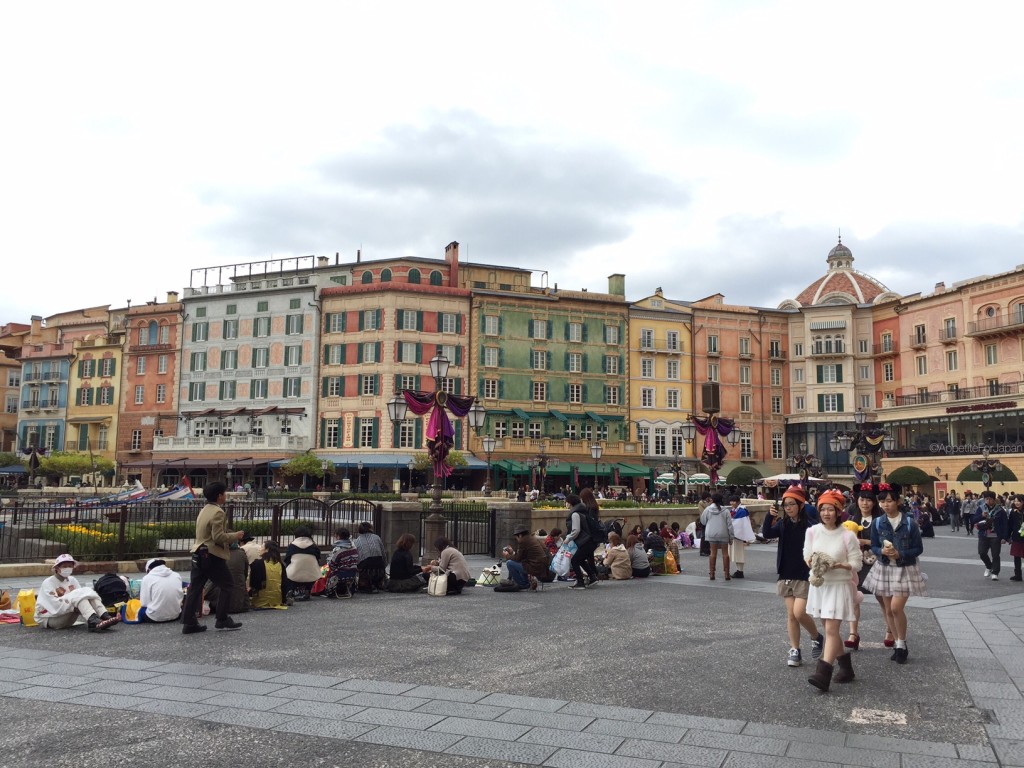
445 241 460 287
356 249 361 263
166 291 179 304
934 282 945 294
608 273 625 297
318 256 329 268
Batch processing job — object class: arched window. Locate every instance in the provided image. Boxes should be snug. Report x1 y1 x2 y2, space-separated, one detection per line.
835 336 844 353
408 268 421 284
429 270 443 286
824 337 833 354
147 321 158 345
380 268 392 282
361 271 373 284
812 336 823 355
1016 303 1024 324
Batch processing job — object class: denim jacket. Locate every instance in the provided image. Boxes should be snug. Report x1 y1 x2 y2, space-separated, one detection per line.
870 513 923 567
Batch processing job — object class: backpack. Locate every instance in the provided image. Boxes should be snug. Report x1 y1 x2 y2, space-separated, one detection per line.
586 510 609 545
94 573 130 606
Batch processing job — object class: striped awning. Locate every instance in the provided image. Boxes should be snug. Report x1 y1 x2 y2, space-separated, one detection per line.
585 411 607 423
511 408 531 422
548 409 568 423
809 320 847 330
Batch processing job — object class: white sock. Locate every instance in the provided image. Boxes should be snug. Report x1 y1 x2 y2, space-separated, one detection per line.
896 639 906 649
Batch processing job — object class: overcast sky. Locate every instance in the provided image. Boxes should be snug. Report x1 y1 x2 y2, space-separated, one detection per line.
3 1 1022 322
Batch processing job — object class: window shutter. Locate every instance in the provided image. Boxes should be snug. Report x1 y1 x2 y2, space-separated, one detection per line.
77 361 84 377
415 418 423 448
392 418 400 448
835 365 843 383
108 359 116 377
455 346 463 366
415 375 422 390
357 345 363 363
837 394 845 412
498 349 504 367
564 383 569 400
454 420 462 450
817 394 825 412
88 387 95 405
341 312 348 332
436 311 443 329
583 353 589 372
564 322 569 340
320 419 326 448
321 378 328 397
396 309 404 330
547 322 553 340
816 365 824 384
582 383 588 402
416 311 424 331
376 309 382 329
339 344 347 364
547 351 552 370
480 313 486 332
394 374 402 391
78 424 89 451
358 312 365 331
619 354 624 373
455 378 462 395
528 320 534 338
456 315 462 334
338 376 345 396
498 317 503 335
323 344 329 364
416 343 422 364
372 417 380 448
374 374 380 394
582 324 588 341
498 380 505 398
564 351 570 370
75 387 81 404
601 356 607 373
375 342 381 362
324 312 333 331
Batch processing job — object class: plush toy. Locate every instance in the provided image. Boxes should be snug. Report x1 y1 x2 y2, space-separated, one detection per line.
808 551 836 587
842 520 863 534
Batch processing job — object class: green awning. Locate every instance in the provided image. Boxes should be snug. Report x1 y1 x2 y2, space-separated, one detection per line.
511 407 531 421
585 411 606 423
613 462 650 478
548 409 568 423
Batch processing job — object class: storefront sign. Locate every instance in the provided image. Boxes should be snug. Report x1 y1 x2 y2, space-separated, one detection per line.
342 413 355 448
946 401 1016 414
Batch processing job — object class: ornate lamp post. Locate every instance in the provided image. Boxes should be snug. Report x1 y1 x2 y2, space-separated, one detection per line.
357 460 363 495
481 435 497 497
408 459 415 492
527 438 559 499
321 459 331 490
679 383 738 485
226 461 234 489
787 442 822 488
590 442 603 489
972 447 1003 492
389 353 482 563
829 408 896 483
669 452 684 499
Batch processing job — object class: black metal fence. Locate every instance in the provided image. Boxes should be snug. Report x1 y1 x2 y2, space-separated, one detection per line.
0 497 382 563
420 501 495 557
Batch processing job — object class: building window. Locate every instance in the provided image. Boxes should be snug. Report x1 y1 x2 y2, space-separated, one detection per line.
568 352 582 373
190 352 206 372
860 394 871 409
795 395 805 411
325 344 343 365
188 382 204 402
667 331 679 351
484 347 499 367
707 335 719 354
881 333 893 353
986 343 998 365
794 368 804 383
768 367 780 387
946 349 958 371
252 347 270 368
158 355 168 374
654 427 667 455
739 337 750 356
771 396 782 414
641 329 654 349
133 385 144 404
223 319 239 340
568 383 582 403
822 394 839 412
511 421 525 438
493 421 507 439
604 325 619 345
136 357 146 375
361 375 377 396
528 422 542 439
740 393 752 412
397 342 415 363
740 432 753 458
916 355 928 375
131 429 142 451
285 345 302 367
533 381 547 402
253 317 271 337
429 270 443 286
641 359 654 378
250 418 264 437
5 395 17 414
666 360 679 380
739 365 751 385
772 432 783 460
883 362 894 382
483 379 499 399
440 313 458 333
641 388 654 408
859 365 869 380
532 350 548 370
251 379 268 399
359 420 375 447
401 311 418 331
284 377 301 398
794 342 804 357
532 319 547 340
220 349 238 370
219 381 235 401
821 365 837 384
362 343 377 364
667 389 679 409
604 355 619 375
438 377 456 395
708 363 719 382
285 314 303 335
671 428 683 455
192 322 208 342
484 315 499 335
323 376 341 397
99 358 115 377
568 322 582 342
914 324 926 345
859 339 869 353
605 385 620 405
98 386 114 405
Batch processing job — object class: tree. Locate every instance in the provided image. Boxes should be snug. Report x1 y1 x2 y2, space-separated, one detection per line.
0 452 21 468
885 466 933 487
280 452 329 479
39 452 115 481
725 465 763 486
413 450 467 472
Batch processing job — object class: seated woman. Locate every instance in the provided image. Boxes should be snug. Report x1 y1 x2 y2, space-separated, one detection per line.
206 545 250 615
354 522 388 593
139 558 183 623
35 554 120 631
645 523 668 574
249 540 289 609
387 533 427 592
627 534 652 578
284 525 322 601
326 528 360 598
602 532 633 580
427 536 472 594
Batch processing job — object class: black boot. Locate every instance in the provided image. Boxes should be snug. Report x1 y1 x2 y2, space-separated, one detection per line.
834 653 855 684
807 659 833 692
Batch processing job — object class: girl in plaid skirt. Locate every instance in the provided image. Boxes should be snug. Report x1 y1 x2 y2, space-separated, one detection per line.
862 483 925 664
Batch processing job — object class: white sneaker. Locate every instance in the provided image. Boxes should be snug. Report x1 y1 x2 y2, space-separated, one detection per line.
984 569 992 578
787 648 802 667
991 573 1000 581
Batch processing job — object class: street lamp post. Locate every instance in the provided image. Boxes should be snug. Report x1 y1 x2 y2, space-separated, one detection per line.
972 448 1003 492
669 452 684 500
590 442 603 489
679 382 738 486
387 354 483 564
527 438 560 499
407 459 415 493
321 459 331 490
357 460 363 495
829 408 896 483
787 442 822 488
482 435 496 497
226 461 234 490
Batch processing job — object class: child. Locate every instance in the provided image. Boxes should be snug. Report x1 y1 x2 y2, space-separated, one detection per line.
35 554 120 631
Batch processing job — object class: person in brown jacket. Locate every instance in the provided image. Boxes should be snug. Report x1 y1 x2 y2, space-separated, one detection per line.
497 526 550 592
182 481 246 634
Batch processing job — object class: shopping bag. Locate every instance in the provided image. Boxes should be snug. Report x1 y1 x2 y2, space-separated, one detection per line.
664 549 680 574
427 569 448 596
16 589 37 626
550 541 577 577
120 599 144 624
477 566 500 586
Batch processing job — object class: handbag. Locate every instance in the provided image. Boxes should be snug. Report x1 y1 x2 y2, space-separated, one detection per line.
427 569 448 596
550 541 577 577
477 566 501 586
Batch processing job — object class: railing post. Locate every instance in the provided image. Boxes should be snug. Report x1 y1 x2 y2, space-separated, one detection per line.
271 505 282 541
225 502 234 528
115 504 128 560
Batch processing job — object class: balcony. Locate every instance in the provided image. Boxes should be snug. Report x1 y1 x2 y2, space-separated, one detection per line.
966 312 1024 338
738 350 752 359
769 350 787 361
908 334 927 350
706 349 720 357
638 341 682 354
889 382 1021 408
153 434 308 451
939 329 958 344
872 342 898 357
21 401 40 410
809 347 847 357
129 342 172 353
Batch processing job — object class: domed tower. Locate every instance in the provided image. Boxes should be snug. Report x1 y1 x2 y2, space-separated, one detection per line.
780 238 899 309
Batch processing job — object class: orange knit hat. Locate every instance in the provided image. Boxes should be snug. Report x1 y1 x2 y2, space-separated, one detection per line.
817 489 846 511
781 486 807 504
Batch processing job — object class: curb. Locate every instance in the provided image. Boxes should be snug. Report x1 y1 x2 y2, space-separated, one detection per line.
0 557 192 578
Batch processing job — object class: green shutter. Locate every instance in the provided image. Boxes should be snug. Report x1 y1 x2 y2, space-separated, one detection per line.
816 365 823 384
835 365 843 383
498 380 505 398
415 375 422 390
375 309 382 330
324 312 333 332
601 355 607 373
456 315 462 334
455 346 462 366
323 344 329 363
107 359 116 377
582 353 589 372
375 342 381 362
77 360 84 377
455 378 462 395
320 418 326 448
75 387 81 405
480 313 487 332
564 322 569 340
396 309 404 330
619 354 624 373
547 351 552 370
564 351 570 370
357 344 363 363
394 374 402 391
564 383 569 400
837 394 845 412
87 387 94 405
416 343 422 363
454 420 462 450
78 424 89 451
415 418 423 448
498 349 504 367
528 320 534 338
374 374 380 395
436 311 443 329
322 377 329 397
416 311 424 331
358 312 365 331
582 383 588 402
372 417 380 448
547 322 553 340
817 394 825 412
498 317 503 335
582 324 588 341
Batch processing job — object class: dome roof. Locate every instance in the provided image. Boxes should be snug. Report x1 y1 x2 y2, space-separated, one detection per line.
789 238 893 307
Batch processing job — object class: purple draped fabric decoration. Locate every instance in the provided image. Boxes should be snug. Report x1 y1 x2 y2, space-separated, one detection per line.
691 414 735 485
403 390 475 478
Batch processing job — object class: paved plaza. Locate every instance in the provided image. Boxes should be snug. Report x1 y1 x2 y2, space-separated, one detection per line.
3 530 1024 767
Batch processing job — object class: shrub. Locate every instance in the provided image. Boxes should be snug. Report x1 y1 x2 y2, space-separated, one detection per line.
38 523 161 561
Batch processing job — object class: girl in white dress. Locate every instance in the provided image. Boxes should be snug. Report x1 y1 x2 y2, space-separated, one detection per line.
804 489 862 691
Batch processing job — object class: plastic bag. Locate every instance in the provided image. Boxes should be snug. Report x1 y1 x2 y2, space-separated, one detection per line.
17 589 37 626
550 541 577 577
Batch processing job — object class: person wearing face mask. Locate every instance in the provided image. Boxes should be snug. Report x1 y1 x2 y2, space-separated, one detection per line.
34 554 120 631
